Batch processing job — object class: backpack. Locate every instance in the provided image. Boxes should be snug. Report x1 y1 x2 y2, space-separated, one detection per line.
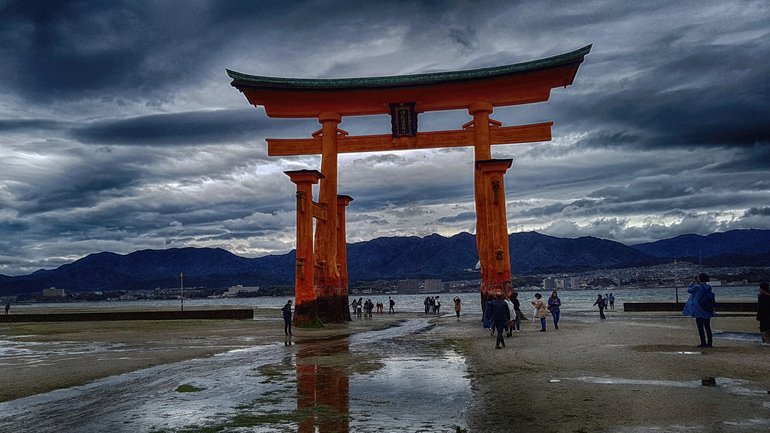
700 287 716 313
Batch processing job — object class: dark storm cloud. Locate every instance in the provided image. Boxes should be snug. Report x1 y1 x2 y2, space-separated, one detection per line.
745 207 770 217
71 109 292 146
0 119 65 132
436 211 476 224
558 35 770 151
0 0 290 102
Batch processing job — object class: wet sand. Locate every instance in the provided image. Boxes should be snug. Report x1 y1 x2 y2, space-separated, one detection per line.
1 306 768 432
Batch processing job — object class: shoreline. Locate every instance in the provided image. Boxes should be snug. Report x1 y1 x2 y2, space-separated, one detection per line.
1 308 768 431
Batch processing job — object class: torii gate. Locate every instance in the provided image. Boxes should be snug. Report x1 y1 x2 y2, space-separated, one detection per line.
228 44 591 325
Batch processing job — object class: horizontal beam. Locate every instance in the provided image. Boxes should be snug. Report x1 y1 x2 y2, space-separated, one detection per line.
267 122 552 156
312 202 327 221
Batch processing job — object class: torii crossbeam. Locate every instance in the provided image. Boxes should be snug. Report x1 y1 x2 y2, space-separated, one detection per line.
229 44 591 325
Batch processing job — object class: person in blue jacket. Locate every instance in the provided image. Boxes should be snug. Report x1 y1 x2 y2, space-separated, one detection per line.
683 273 716 348
485 293 511 349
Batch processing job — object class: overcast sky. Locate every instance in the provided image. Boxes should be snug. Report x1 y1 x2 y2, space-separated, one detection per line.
1 0 768 276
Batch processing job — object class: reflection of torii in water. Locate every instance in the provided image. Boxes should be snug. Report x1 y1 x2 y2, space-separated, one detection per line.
228 45 591 325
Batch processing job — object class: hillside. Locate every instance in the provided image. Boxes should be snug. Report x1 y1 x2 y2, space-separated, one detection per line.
1 229 767 295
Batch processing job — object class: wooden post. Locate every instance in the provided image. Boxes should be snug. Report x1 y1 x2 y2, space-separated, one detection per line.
337 195 354 312
285 169 323 327
476 159 514 308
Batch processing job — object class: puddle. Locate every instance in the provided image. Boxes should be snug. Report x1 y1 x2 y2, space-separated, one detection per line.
561 375 770 397
714 331 763 342
0 338 127 366
0 318 471 433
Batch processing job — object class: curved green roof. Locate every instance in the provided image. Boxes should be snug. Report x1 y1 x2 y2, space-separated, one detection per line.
228 44 591 90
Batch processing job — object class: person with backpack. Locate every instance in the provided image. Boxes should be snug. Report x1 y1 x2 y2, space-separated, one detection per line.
683 273 716 348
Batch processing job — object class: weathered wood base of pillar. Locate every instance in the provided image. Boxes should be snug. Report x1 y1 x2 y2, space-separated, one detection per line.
314 293 352 324
293 300 324 328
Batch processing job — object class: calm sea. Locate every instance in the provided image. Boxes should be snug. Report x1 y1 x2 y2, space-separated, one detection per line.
18 285 760 317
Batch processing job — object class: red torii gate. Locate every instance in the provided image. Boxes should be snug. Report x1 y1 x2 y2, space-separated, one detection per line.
228 44 591 325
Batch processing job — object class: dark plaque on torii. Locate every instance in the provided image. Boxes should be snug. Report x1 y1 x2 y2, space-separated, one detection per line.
389 102 418 137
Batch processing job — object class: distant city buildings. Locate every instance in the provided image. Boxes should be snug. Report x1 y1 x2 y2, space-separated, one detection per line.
224 285 260 297
396 279 444 294
423 279 443 293
42 287 66 298
397 279 420 294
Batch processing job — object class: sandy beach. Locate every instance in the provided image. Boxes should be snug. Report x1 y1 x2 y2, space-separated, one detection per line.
1 305 768 432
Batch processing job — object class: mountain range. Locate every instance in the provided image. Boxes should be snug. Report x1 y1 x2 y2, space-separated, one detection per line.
1 229 769 295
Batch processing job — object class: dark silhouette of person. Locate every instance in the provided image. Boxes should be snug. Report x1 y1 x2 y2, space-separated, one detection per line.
683 273 716 348
758 282 770 344
593 294 606 320
388 297 395 314
281 300 293 336
485 293 511 349
4 302 9 315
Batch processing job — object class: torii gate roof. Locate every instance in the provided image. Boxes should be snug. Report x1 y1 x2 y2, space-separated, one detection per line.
227 44 591 118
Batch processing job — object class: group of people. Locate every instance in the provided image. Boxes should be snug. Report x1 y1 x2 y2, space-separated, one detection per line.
349 297 396 318
484 291 558 348
423 296 441 315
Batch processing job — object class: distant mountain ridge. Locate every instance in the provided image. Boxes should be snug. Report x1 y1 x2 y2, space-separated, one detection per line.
0 229 767 295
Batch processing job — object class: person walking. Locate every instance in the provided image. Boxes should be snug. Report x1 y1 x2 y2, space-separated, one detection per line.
548 290 562 330
484 297 494 333
485 293 511 349
593 294 607 320
4 302 9 315
532 293 549 332
281 300 293 336
356 297 363 318
504 295 515 336
453 296 462 319
388 297 396 314
756 282 770 344
364 298 374 318
683 273 716 348
510 292 523 332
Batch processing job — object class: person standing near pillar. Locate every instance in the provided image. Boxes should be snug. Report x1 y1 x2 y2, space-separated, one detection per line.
281 300 293 336
485 293 510 349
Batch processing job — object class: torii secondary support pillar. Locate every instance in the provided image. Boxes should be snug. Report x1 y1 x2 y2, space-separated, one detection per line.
285 169 324 327
476 159 514 308
337 195 354 299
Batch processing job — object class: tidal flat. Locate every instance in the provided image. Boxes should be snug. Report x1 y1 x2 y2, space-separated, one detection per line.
0 307 768 432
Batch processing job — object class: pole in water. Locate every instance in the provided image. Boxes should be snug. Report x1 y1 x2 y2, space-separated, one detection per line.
180 272 184 312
